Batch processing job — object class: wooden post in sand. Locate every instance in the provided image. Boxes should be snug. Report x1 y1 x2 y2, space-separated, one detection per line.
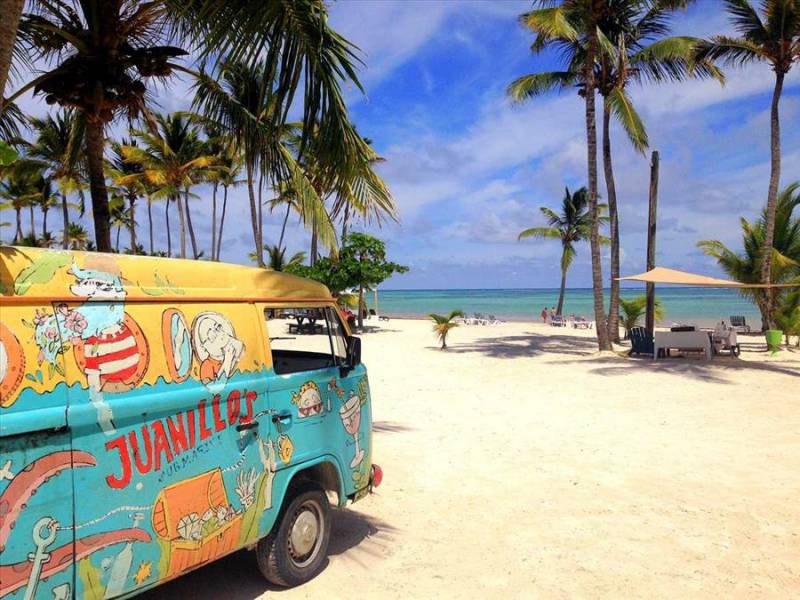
645 150 659 335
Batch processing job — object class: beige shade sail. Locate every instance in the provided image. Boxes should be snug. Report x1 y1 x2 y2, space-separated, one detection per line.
617 267 798 288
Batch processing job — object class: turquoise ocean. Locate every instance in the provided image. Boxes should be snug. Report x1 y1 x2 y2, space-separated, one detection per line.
373 287 761 327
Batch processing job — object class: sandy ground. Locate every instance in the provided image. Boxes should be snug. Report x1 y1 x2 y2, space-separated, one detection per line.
145 319 800 599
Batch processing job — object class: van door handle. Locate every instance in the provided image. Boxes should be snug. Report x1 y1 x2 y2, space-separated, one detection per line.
236 420 259 432
271 411 292 424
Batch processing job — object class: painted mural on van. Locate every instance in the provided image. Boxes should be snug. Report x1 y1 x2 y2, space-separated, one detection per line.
0 248 374 599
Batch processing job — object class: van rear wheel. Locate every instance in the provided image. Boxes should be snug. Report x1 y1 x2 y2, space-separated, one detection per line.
256 486 331 587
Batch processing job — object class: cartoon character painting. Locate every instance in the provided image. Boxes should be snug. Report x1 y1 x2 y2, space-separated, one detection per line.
291 381 323 418
191 312 244 393
26 255 149 432
339 391 365 469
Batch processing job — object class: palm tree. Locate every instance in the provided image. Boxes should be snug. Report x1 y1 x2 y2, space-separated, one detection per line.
121 114 214 258
64 222 90 250
33 176 59 237
519 187 607 315
509 1 610 350
214 149 242 261
698 182 800 329
250 244 307 271
193 61 328 267
108 139 145 254
619 295 664 338
109 194 131 253
697 0 800 328
27 110 85 249
429 310 466 350
11 0 368 253
510 0 723 345
0 174 29 242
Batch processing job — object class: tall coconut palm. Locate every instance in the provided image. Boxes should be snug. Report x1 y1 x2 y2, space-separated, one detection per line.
108 138 145 254
120 113 214 258
698 181 800 330
696 0 800 328
509 0 610 350
510 0 723 344
214 149 242 261
10 0 367 253
194 62 343 266
519 187 608 315
250 244 307 271
109 194 131 253
27 110 86 249
32 176 59 237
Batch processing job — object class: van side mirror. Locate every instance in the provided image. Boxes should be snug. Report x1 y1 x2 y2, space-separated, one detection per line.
341 336 361 375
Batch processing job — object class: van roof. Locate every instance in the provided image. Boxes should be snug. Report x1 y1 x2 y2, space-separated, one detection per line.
0 247 332 304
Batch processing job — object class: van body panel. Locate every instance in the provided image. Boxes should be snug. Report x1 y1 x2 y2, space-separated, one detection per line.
0 249 374 599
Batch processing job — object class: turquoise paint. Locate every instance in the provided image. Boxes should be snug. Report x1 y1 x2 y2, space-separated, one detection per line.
0 362 372 599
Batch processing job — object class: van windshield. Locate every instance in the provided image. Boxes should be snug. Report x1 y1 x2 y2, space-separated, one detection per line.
264 307 346 375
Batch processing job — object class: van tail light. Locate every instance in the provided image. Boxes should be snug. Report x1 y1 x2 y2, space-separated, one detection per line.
370 464 383 489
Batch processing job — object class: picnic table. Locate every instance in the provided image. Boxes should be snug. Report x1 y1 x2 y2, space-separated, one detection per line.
288 310 324 335
654 330 712 360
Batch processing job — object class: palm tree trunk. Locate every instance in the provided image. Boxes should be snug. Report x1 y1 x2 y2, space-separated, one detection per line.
175 189 187 258
584 27 611 352
184 187 199 259
603 102 621 343
246 162 263 267
257 171 264 252
278 202 291 250
165 198 172 257
13 206 21 242
211 182 218 260
28 204 34 240
760 71 784 330
84 117 112 251
310 217 318 265
128 195 136 254
217 184 228 261
556 260 567 316
0 0 23 100
42 207 48 237
341 202 350 243
60 192 70 249
147 196 154 255
115 225 121 253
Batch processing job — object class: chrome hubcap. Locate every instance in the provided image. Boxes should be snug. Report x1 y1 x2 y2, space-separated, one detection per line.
289 509 319 559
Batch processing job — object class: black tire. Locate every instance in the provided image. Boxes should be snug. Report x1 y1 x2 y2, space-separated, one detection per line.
256 485 331 587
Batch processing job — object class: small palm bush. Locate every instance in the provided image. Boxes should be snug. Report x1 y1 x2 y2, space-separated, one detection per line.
619 296 663 338
429 310 465 350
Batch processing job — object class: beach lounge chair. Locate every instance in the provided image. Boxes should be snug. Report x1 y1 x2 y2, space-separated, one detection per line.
572 316 592 329
629 326 655 357
729 315 751 333
551 315 567 327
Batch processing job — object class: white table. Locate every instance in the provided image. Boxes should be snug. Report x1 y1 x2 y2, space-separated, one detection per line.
712 329 738 355
654 330 712 360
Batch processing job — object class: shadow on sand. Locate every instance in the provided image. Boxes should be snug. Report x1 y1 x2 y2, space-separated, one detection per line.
448 331 599 358
139 510 397 599
373 420 414 434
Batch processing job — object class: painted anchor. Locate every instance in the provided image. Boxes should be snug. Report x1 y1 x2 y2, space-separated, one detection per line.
0 450 152 599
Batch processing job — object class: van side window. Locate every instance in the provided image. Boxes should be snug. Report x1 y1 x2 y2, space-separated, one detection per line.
265 307 347 375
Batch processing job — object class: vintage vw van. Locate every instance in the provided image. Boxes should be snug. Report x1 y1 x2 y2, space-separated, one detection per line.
0 247 381 599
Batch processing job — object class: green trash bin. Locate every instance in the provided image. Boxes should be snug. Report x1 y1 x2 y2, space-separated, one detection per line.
765 329 783 352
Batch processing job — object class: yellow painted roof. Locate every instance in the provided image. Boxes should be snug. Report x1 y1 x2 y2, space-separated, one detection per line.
0 247 332 303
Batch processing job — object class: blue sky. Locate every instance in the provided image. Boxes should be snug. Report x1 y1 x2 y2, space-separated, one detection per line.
6 1 800 289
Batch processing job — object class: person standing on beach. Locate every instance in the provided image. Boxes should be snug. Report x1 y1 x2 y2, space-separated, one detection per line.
549 306 556 320
541 307 548 323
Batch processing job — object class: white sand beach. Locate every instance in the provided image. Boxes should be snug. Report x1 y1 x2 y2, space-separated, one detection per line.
145 319 800 599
